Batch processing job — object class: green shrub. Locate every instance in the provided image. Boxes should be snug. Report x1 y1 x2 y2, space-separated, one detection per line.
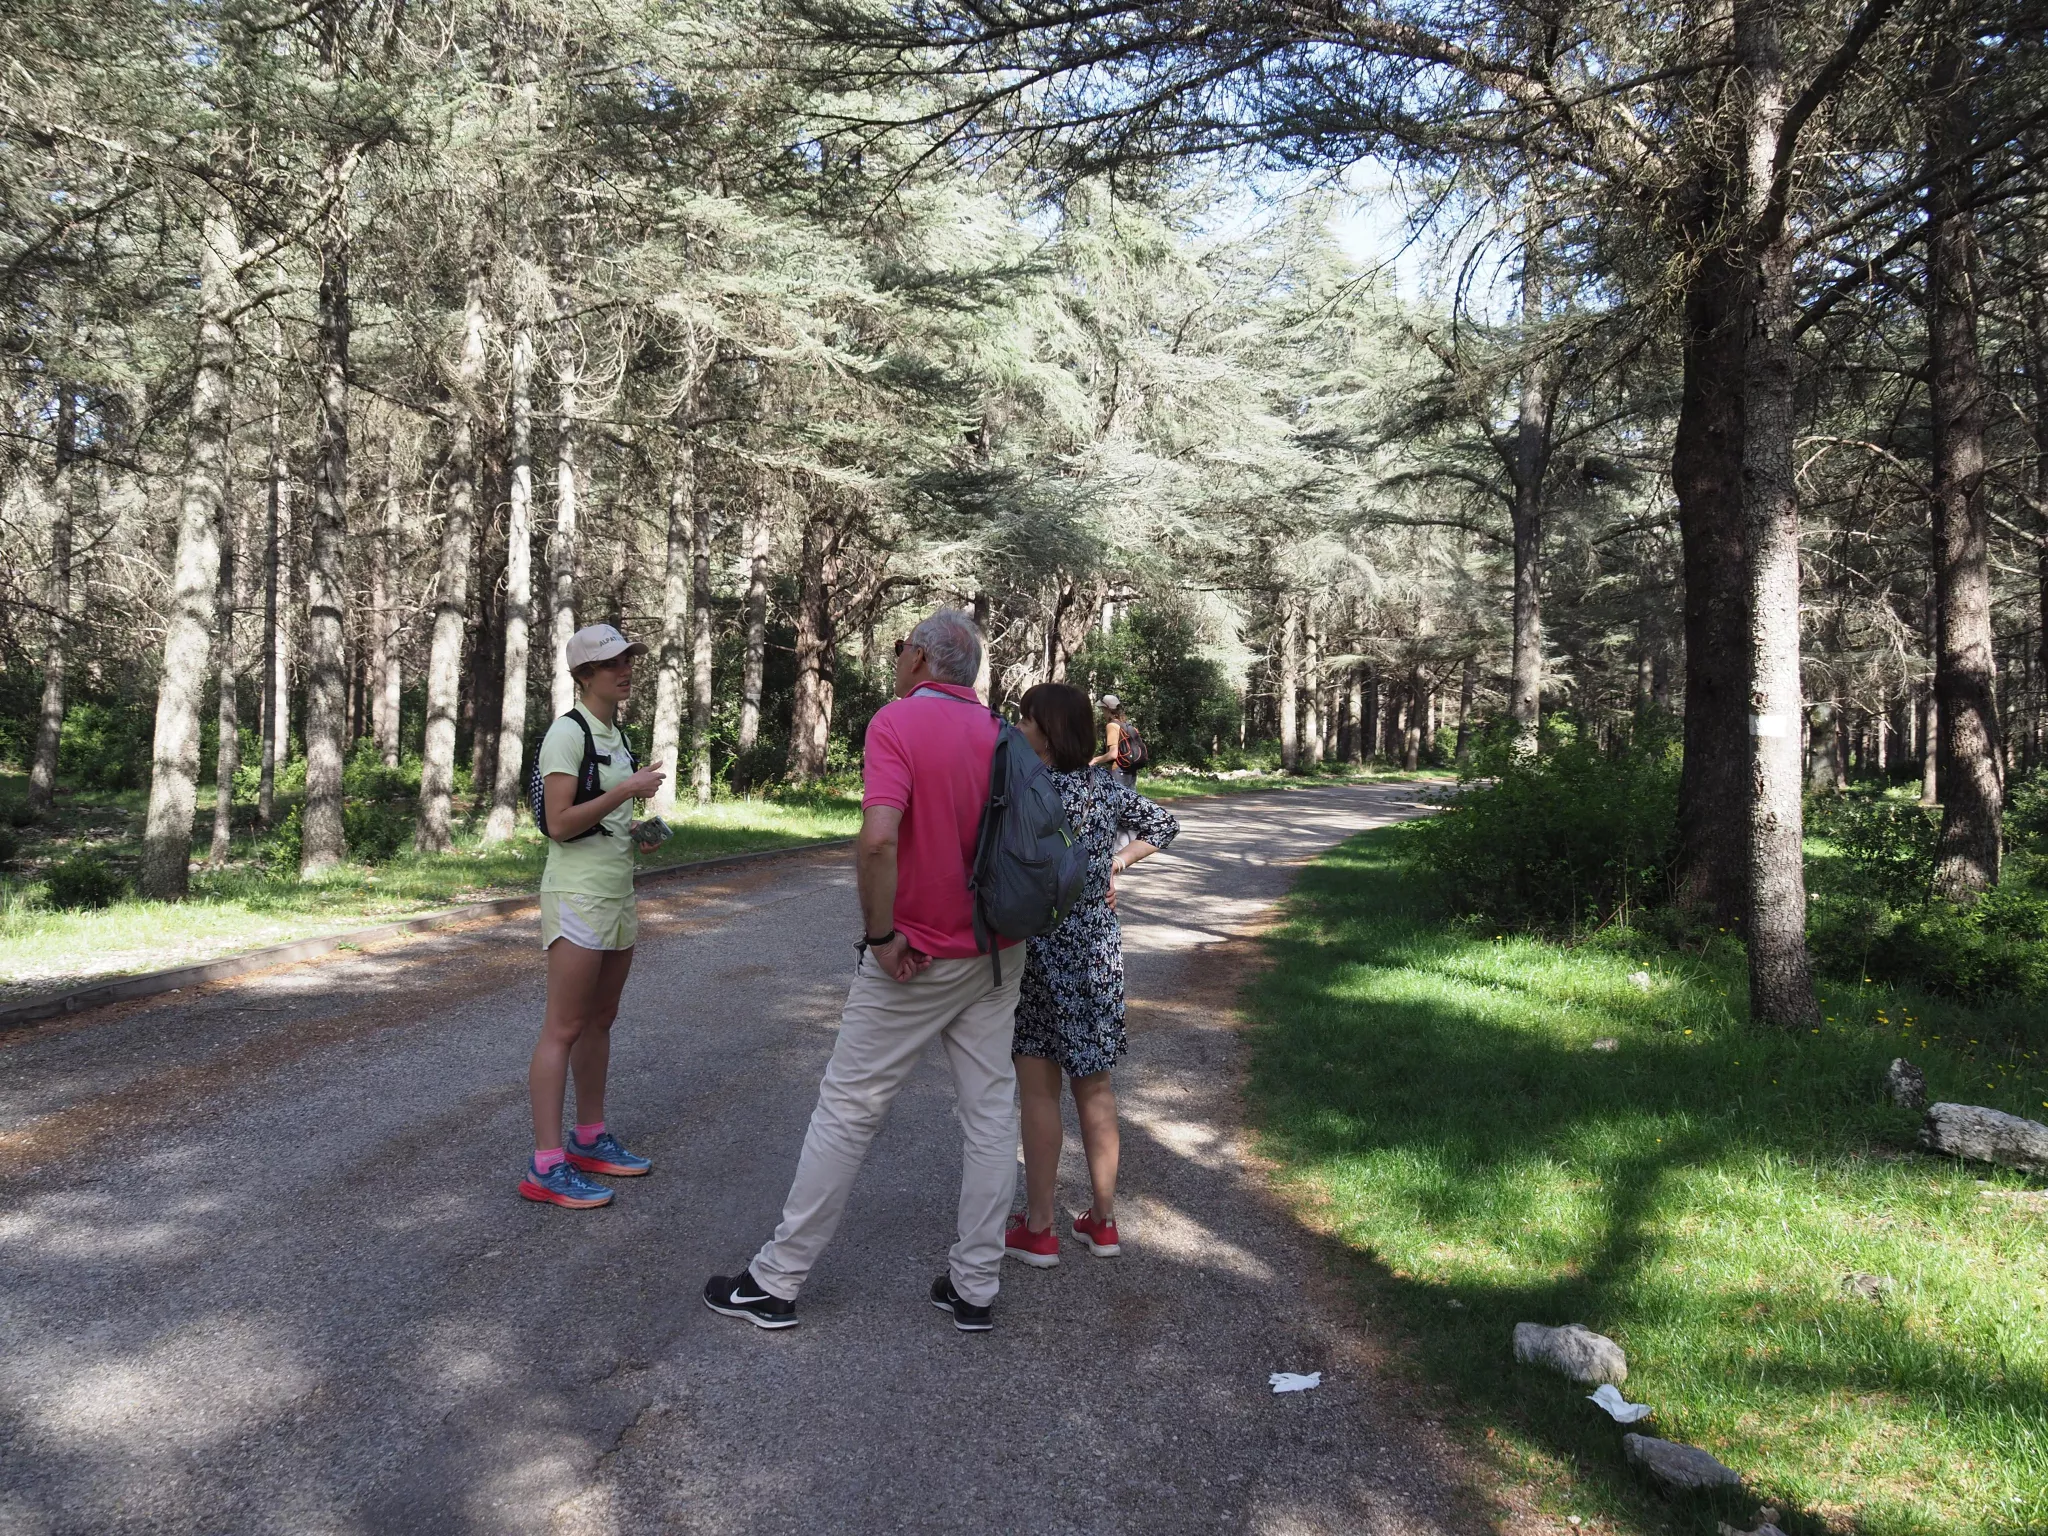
261 807 305 878
343 798 413 861
5 800 37 828
0 828 16 865
2010 772 2048 857
1810 884 2048 1003
1070 606 1242 767
1809 793 1938 905
342 739 419 801
1412 734 1679 931
45 853 125 911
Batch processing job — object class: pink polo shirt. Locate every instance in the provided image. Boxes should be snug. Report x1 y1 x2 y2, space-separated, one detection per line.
861 682 1016 960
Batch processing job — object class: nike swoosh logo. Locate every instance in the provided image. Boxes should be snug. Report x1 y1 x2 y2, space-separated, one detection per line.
730 1289 772 1305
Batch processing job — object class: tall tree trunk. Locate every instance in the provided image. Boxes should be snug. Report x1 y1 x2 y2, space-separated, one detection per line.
1509 234 1552 752
1735 0 1819 1027
1302 609 1324 766
1402 669 1423 771
370 442 402 766
301 163 353 878
259 320 288 828
1672 218 1752 926
1455 654 1478 766
786 504 840 781
467 449 506 800
27 389 76 815
1925 39 2000 898
485 317 536 842
738 511 770 752
690 460 715 805
548 327 580 717
1805 699 1837 796
143 205 242 899
1347 667 1366 766
650 434 693 816
416 281 487 853
208 480 241 867
1277 595 1300 772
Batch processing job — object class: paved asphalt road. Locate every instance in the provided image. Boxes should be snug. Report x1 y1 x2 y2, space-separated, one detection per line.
0 782 1495 1536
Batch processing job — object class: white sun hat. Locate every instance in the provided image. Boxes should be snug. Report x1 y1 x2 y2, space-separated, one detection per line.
565 623 648 669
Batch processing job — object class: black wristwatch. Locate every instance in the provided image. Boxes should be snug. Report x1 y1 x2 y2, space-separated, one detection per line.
856 928 898 955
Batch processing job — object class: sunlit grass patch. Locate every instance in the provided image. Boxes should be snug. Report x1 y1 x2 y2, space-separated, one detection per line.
1246 823 2048 1535
0 792 858 999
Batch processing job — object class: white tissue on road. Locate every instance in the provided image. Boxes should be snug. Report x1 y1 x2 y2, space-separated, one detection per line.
1587 1383 1652 1422
1269 1371 1321 1393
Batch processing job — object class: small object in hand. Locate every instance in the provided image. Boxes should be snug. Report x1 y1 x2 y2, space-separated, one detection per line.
629 816 672 846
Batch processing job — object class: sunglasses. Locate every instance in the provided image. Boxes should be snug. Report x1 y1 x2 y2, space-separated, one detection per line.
894 638 922 658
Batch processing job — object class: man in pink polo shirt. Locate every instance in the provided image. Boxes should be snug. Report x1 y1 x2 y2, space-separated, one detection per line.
705 608 1023 1332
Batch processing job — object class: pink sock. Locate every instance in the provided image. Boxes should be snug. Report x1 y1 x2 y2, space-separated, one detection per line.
533 1147 565 1174
574 1121 605 1144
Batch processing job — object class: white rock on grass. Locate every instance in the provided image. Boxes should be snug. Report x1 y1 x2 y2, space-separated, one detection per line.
1623 1433 1741 1492
1918 1102 2048 1176
1512 1322 1627 1385
1885 1058 1926 1109
1627 970 1653 991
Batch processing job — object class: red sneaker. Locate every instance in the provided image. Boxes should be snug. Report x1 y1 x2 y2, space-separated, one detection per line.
1003 1214 1060 1268
1073 1209 1120 1256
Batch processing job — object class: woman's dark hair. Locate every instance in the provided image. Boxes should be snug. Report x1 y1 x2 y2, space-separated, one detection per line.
1018 683 1095 772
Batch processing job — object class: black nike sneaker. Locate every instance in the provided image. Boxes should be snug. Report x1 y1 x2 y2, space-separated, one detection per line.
704 1270 799 1330
930 1274 994 1332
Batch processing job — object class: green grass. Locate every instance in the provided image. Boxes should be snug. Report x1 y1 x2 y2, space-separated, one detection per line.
0 781 858 1000
1245 823 2048 1535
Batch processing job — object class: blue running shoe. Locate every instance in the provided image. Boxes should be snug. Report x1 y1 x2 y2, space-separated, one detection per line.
566 1130 651 1178
519 1157 614 1208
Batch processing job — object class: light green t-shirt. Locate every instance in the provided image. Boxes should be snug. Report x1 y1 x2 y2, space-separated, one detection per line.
537 709 638 899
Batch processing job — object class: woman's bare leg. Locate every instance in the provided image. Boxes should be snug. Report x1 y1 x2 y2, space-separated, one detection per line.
532 940 606 1150
567 947 634 1128
1070 1070 1120 1222
1014 1054 1065 1232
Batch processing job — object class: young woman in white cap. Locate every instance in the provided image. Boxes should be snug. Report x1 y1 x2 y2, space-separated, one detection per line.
519 623 668 1208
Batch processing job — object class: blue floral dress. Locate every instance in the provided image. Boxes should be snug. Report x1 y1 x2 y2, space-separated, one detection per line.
1013 767 1180 1077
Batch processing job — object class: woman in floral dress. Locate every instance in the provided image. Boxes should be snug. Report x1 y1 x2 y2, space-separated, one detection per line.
1004 682 1179 1267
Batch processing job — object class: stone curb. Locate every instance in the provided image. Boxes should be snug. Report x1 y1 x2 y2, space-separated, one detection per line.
0 838 855 1030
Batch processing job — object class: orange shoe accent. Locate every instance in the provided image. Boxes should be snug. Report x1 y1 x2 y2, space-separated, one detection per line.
519 1176 612 1208
564 1150 649 1177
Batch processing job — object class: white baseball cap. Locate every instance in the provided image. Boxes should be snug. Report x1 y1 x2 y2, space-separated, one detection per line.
1100 693 1122 711
565 623 648 670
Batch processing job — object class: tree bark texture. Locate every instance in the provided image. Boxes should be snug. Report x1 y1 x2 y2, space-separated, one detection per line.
1672 216 1752 927
208 480 241 867
1403 668 1423 771
650 434 694 816
1509 237 1552 752
143 206 242 899
416 281 487 852
1302 610 1324 766
1925 40 2001 897
786 503 841 781
738 512 770 752
371 444 402 766
1277 595 1300 772
301 177 353 878
27 389 76 815
259 320 288 828
1347 668 1366 766
689 461 715 805
485 318 537 842
1734 0 1819 1027
549 337 580 717
1456 654 1478 766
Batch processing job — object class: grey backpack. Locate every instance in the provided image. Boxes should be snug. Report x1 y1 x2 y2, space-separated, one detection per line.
918 687 1087 982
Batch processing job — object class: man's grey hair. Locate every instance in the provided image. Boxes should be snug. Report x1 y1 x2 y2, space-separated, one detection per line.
909 608 983 687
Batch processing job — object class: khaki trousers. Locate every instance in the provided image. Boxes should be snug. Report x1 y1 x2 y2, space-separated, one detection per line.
750 951 1023 1307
